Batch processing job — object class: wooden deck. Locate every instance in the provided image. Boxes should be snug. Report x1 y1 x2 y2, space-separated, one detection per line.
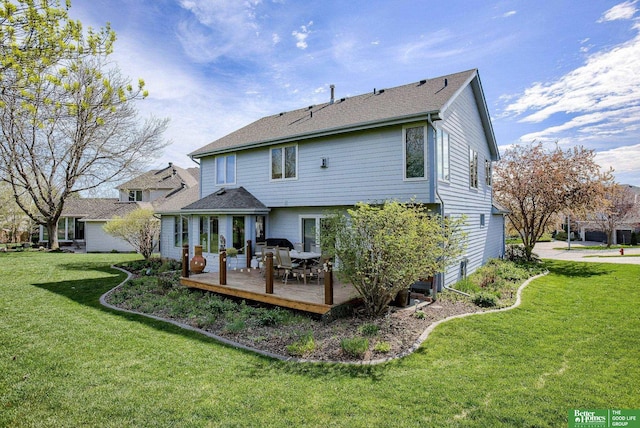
180 268 359 315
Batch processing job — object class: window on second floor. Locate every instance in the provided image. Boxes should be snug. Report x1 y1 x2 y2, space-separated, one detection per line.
216 154 236 185
436 128 450 181
469 147 479 189
128 190 142 201
404 125 426 180
271 145 297 180
485 158 492 186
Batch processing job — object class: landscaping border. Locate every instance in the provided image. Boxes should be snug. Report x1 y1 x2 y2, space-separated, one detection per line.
100 265 548 365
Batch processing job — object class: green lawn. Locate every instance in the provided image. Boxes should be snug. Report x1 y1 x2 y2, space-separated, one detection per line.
1 252 639 427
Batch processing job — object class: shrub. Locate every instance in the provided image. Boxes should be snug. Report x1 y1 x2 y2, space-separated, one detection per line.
414 310 426 319
373 341 391 353
286 332 315 356
358 324 379 337
631 232 638 246
341 337 369 358
252 307 290 327
472 291 498 308
505 245 539 263
223 317 246 333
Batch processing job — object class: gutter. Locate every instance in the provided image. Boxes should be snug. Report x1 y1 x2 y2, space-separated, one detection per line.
190 111 443 159
427 112 470 298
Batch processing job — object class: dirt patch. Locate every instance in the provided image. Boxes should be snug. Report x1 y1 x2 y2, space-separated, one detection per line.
109 288 481 363
222 298 480 362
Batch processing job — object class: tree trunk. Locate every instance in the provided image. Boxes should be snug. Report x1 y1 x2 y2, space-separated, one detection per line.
606 231 614 248
46 221 59 250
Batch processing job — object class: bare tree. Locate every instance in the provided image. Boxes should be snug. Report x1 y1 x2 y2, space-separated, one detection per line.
0 1 168 249
586 184 637 247
493 143 612 260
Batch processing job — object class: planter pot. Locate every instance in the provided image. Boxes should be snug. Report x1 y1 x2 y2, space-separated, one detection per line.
190 245 207 274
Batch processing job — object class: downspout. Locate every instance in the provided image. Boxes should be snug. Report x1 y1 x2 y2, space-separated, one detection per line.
427 113 470 297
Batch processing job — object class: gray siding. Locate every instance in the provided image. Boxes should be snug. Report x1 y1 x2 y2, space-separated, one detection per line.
200 126 433 206
437 85 498 287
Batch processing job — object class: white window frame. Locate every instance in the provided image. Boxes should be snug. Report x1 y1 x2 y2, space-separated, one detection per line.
128 190 142 201
437 128 450 182
298 215 325 252
270 144 298 181
403 124 427 181
485 158 492 187
215 154 236 186
174 216 189 247
469 147 479 189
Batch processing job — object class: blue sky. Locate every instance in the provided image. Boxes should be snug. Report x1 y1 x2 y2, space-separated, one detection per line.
70 0 640 187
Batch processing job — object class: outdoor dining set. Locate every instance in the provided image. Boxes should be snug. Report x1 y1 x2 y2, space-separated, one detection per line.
254 239 324 285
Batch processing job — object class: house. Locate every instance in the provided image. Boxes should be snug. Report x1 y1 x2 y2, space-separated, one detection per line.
40 163 199 252
160 69 504 288
579 185 640 244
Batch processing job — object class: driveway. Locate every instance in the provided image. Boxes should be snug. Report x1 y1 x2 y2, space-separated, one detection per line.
533 241 640 264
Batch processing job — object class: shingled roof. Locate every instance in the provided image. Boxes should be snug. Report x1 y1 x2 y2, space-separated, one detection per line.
190 69 498 159
181 187 269 214
118 163 198 191
61 198 149 220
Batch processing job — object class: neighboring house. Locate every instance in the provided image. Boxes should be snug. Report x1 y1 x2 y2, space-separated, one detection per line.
40 163 199 252
579 185 640 244
160 69 505 288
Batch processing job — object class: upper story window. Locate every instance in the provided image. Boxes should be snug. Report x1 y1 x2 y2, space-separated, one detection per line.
485 158 492 186
128 190 142 201
436 128 450 181
216 154 236 185
271 144 297 180
469 147 479 189
404 125 426 180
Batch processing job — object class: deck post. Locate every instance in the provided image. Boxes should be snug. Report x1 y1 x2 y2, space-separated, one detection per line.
324 261 334 305
265 251 274 294
182 244 189 278
246 240 252 269
219 249 227 285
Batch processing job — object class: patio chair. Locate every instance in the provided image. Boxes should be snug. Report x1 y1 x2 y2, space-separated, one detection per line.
275 246 304 285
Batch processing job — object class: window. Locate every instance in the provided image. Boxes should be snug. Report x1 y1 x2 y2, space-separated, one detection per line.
255 216 266 242
74 218 84 240
232 216 245 253
128 190 142 201
199 216 219 253
271 145 297 180
300 216 328 252
404 125 425 179
216 154 236 185
485 159 492 186
437 128 450 181
174 217 189 247
469 147 479 189
57 218 66 240
480 214 485 227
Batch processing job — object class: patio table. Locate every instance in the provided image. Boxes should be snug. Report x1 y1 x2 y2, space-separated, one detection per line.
290 250 321 284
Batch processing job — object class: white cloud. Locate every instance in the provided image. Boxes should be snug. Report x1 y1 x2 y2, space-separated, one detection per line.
597 0 638 22
503 26 640 123
292 21 313 49
176 0 268 62
272 33 281 45
596 143 640 173
503 10 517 18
